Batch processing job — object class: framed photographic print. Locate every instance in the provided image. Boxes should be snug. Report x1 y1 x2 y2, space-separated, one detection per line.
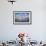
13 11 32 25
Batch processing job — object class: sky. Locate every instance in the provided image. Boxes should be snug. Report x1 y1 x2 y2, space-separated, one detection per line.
15 13 29 16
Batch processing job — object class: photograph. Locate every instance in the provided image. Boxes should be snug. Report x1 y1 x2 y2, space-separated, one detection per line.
15 12 29 22
13 11 32 25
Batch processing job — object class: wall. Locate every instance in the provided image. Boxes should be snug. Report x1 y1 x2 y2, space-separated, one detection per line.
0 0 46 41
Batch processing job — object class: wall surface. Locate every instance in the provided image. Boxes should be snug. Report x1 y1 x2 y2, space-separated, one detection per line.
0 0 46 41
